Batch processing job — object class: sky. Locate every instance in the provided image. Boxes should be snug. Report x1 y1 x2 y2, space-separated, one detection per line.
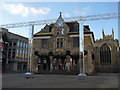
0 2 118 40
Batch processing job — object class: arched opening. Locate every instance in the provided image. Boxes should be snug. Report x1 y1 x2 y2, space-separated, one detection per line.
100 44 111 64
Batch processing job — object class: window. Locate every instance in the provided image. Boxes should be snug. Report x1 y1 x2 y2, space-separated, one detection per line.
100 44 111 64
12 49 16 59
25 44 28 48
23 43 25 47
8 49 11 58
17 63 22 70
41 39 48 48
12 35 16 39
13 42 16 46
25 50 28 54
73 25 79 32
56 38 63 48
16 49 19 53
26 44 29 48
17 42 19 46
19 42 21 47
23 50 24 54
73 37 79 47
21 43 23 47
9 42 12 46
20 50 22 54
43 29 50 33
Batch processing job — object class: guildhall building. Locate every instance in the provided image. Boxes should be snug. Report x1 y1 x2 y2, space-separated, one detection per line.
32 13 119 75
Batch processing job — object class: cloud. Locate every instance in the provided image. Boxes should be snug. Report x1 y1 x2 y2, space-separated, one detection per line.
74 6 91 16
63 13 70 17
1 3 51 17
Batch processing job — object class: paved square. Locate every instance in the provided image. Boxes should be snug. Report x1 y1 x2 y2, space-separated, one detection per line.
1 73 118 88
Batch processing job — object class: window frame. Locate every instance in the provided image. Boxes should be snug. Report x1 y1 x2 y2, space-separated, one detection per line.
56 37 64 48
41 39 48 48
100 44 111 64
73 37 79 48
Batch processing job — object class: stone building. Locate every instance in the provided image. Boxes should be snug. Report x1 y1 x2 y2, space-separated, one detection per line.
32 13 119 74
93 29 119 73
0 28 29 72
32 13 96 75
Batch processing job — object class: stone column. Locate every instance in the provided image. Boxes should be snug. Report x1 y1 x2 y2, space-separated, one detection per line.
49 55 53 71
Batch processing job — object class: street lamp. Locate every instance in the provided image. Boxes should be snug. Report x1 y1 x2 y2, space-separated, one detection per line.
78 20 87 77
25 25 34 79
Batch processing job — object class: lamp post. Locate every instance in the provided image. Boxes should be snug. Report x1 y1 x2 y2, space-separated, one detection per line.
78 20 87 77
25 25 34 79
29 25 34 73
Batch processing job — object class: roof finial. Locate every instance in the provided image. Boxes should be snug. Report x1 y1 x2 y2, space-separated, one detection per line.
112 28 114 39
60 12 62 16
102 28 105 39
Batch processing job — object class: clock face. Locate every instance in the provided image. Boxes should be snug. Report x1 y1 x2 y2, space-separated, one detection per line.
56 20 64 27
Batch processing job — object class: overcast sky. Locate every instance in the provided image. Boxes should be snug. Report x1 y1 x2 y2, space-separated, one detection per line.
0 2 118 40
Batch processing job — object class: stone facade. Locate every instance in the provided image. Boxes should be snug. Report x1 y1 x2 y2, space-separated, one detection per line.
32 13 119 74
32 13 95 75
93 29 119 73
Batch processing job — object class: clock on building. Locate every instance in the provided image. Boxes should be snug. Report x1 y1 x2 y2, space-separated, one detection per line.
56 12 64 27
56 20 64 27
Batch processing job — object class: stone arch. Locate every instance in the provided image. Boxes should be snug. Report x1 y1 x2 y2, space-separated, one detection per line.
100 43 112 51
66 51 71 55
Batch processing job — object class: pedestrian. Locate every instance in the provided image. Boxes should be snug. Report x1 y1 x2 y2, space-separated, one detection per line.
52 58 57 71
72 59 76 71
43 58 47 70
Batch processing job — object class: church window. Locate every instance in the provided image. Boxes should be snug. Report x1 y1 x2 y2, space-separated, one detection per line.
100 44 111 64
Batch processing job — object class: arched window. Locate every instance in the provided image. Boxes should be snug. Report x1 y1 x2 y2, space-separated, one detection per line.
100 44 111 64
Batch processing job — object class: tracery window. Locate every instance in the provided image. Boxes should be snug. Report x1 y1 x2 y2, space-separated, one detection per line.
100 44 111 64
